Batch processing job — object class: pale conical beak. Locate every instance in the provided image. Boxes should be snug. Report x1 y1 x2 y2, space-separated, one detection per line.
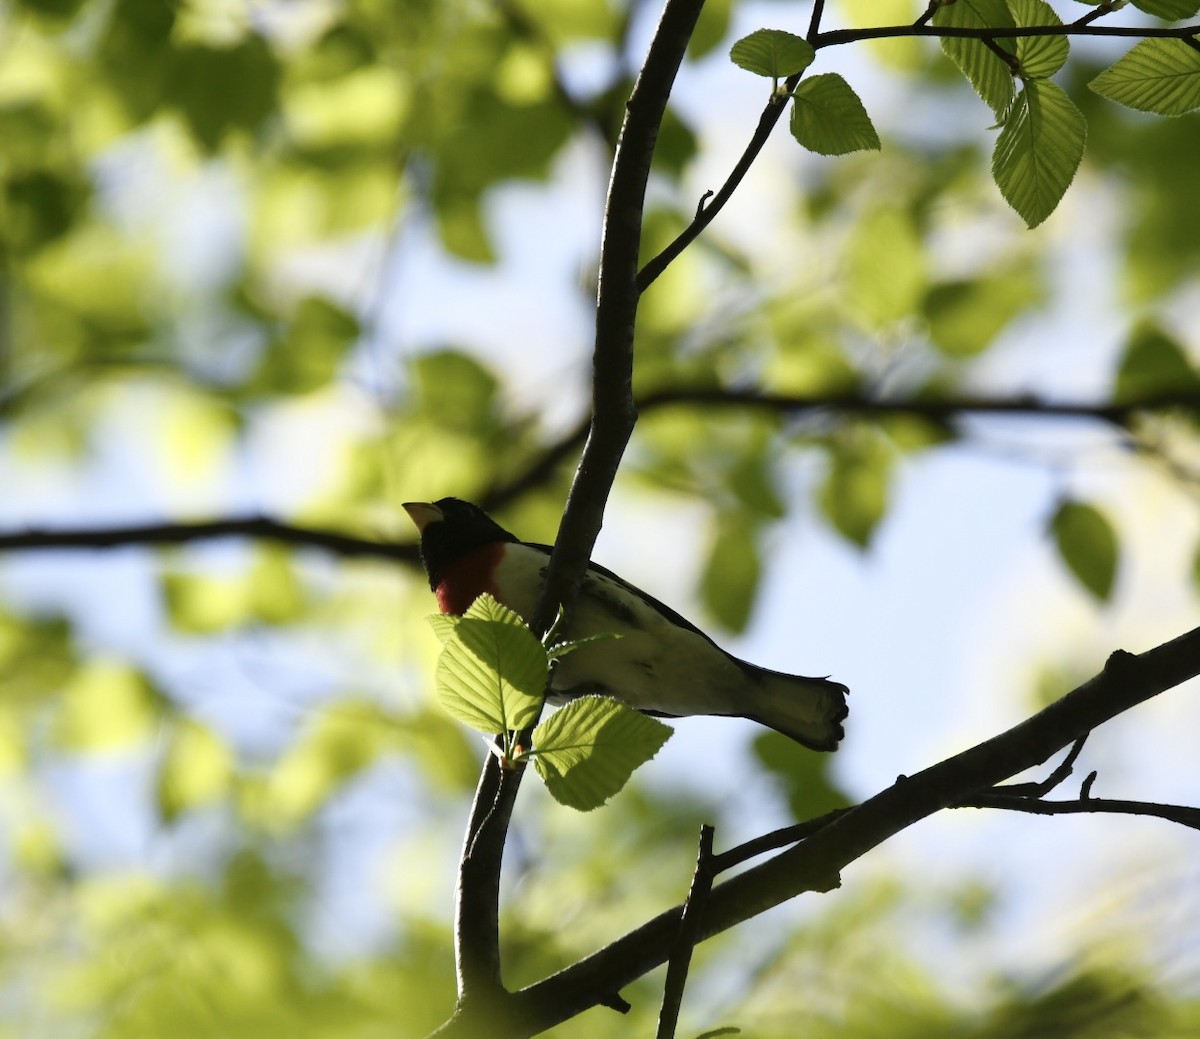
402 501 444 534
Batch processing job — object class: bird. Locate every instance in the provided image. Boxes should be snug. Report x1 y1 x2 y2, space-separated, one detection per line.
403 497 848 751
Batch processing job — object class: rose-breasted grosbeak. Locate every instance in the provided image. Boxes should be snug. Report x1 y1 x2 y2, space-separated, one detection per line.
403 498 848 751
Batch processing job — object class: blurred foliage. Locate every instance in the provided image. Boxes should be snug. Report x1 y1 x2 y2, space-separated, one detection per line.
0 0 1197 1035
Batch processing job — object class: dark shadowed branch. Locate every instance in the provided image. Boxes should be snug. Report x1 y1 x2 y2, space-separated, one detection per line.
2 389 1195 567
656 825 717 1039
438 0 707 1030
420 625 1200 1038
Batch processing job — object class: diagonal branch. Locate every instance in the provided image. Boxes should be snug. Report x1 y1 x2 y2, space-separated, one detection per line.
458 624 1200 1037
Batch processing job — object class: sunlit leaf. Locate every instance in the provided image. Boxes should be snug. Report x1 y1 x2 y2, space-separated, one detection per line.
434 594 546 734
934 0 1017 114
729 29 815 78
1090 39 1200 116
157 719 234 822
54 659 165 751
992 80 1086 228
1009 0 1069 80
844 206 926 328
532 696 671 811
1051 500 1119 602
789 74 880 156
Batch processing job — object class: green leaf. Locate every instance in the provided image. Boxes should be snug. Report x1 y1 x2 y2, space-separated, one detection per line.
700 513 761 633
54 660 165 751
157 720 234 822
819 430 894 548
1051 500 1119 602
1090 39 1200 116
923 267 1045 357
1131 0 1200 19
434 594 546 734
751 731 852 819
992 80 1086 228
729 29 815 79
934 0 1017 115
1009 0 1069 80
789 74 881 156
844 206 926 329
531 696 671 811
1112 322 1200 402
165 36 282 152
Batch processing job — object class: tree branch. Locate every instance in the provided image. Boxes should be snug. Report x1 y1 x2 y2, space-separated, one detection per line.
437 1 707 1031
656 824 716 1039
452 626 1200 1037
3 390 1196 566
815 21 1200 48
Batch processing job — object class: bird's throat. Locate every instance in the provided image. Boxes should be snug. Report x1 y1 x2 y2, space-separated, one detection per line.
434 542 507 615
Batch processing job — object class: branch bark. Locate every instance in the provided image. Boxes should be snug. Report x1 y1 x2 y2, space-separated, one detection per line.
426 624 1200 1038
438 0 707 1028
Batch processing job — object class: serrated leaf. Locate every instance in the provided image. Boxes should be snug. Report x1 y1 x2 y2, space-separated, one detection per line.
1009 0 1069 79
1113 322 1200 402
789 74 880 156
934 0 1017 114
1090 39 1200 116
435 594 546 734
1051 500 1119 602
427 613 460 645
729 29 815 79
1132 0 1200 19
992 80 1086 228
532 696 671 811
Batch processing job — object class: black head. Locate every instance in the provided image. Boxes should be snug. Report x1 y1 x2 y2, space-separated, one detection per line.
402 498 518 589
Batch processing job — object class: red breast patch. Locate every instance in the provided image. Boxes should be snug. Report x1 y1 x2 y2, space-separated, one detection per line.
435 542 507 615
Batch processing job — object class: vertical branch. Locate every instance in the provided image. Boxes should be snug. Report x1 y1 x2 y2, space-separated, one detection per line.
532 0 708 635
656 825 717 1039
443 1 707 1031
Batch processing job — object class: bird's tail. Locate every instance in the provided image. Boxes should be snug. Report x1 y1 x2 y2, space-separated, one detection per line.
743 671 849 751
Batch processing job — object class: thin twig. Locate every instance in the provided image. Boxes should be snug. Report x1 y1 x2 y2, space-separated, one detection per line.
978 732 1088 799
657 825 717 1039
962 793 1200 831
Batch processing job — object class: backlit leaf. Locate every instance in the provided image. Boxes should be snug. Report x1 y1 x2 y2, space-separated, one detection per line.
1090 39 1200 116
532 696 671 811
1009 0 1069 80
992 80 1086 228
434 594 546 734
157 720 234 822
729 29 815 79
934 0 1017 114
789 74 880 156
